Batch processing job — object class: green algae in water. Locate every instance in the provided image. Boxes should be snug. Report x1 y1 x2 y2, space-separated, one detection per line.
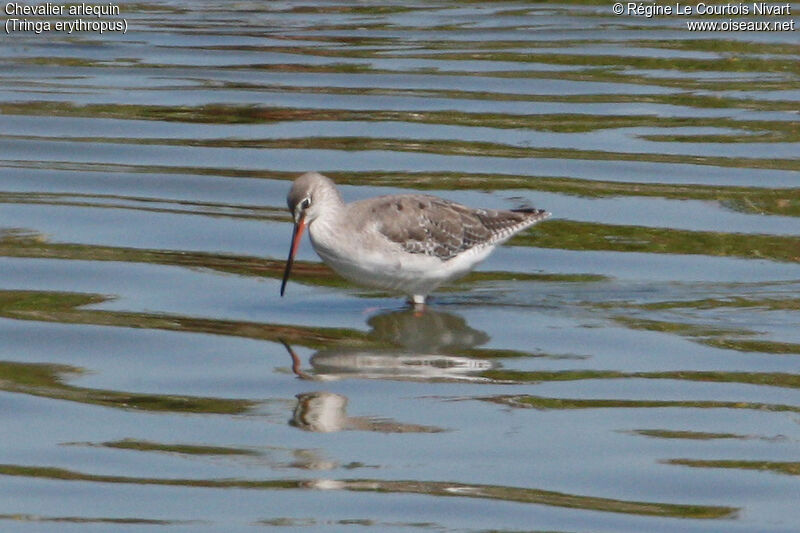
0 464 737 518
517 220 800 263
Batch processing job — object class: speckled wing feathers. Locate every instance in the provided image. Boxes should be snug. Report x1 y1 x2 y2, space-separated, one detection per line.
372 195 549 260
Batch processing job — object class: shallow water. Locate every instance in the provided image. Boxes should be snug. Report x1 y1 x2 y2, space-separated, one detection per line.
1 1 799 532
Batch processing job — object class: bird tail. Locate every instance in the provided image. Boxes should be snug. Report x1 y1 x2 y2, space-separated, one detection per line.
512 207 551 220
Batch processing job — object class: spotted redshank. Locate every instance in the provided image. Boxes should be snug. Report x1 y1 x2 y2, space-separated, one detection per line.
280 172 550 305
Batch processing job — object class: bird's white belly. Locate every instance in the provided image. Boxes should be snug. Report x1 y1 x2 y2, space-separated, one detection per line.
311 232 492 296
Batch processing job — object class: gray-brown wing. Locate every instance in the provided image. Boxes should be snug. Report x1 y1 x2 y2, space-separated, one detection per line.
371 195 548 260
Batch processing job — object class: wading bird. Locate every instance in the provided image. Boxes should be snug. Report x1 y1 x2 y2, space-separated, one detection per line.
280 172 549 305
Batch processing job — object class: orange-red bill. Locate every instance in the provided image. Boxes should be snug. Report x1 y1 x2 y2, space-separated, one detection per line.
280 217 306 297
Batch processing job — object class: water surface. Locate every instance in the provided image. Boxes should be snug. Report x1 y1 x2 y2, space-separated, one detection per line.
1 1 799 532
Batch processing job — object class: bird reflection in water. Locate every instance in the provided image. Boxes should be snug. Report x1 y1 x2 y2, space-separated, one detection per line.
290 392 445 433
283 308 494 433
283 307 495 382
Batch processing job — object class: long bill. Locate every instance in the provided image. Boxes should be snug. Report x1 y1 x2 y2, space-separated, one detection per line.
280 216 306 297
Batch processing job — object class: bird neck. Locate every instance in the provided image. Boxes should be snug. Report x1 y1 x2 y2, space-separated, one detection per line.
307 191 345 235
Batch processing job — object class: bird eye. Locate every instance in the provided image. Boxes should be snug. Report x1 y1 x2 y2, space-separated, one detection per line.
300 197 311 210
